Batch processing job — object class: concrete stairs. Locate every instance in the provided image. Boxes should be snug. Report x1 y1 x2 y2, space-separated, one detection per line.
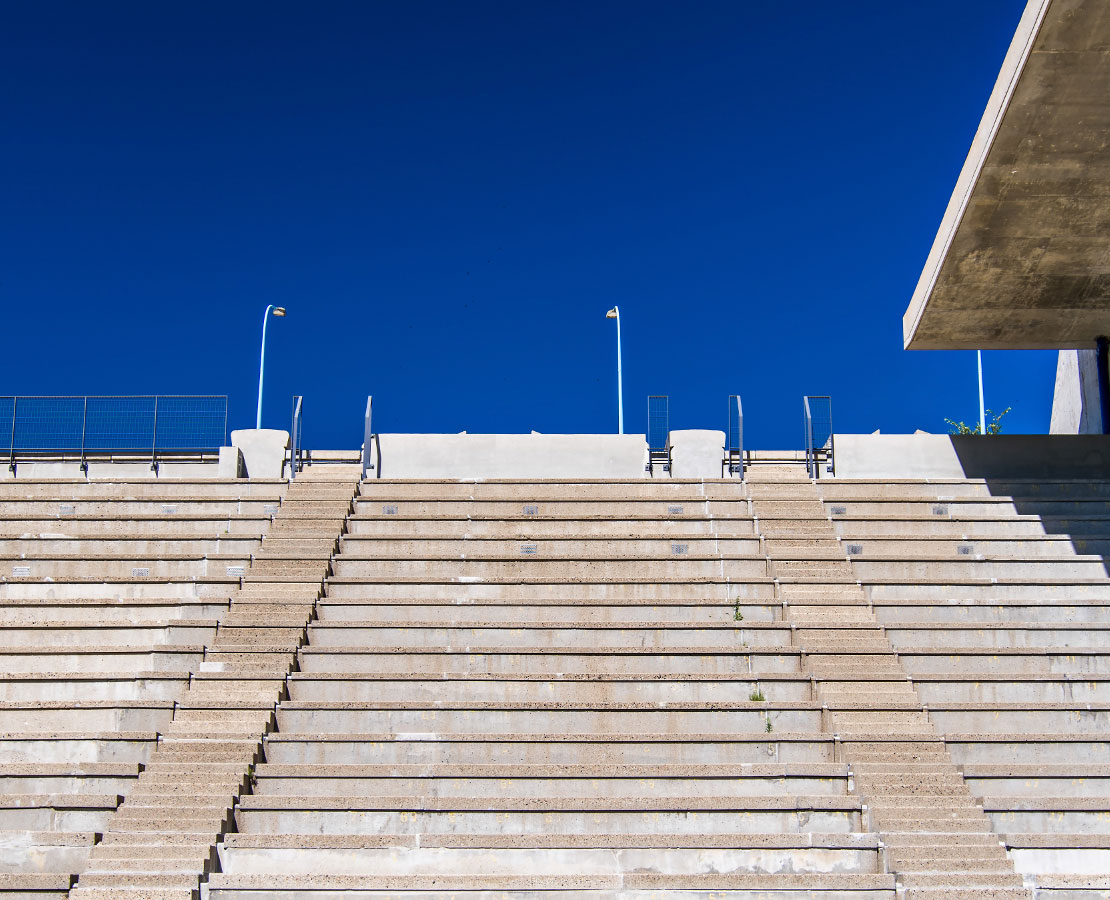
3 467 1110 896
203 476 888 898
67 479 358 900
751 478 1032 900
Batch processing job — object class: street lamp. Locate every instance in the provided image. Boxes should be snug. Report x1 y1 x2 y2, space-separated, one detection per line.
606 307 623 435
977 350 986 435
256 305 287 429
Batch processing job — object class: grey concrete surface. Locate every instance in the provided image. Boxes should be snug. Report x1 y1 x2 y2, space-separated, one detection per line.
834 433 1110 479
230 429 290 479
669 430 728 479
219 446 245 478
367 433 649 479
905 0 1110 349
1051 349 1103 434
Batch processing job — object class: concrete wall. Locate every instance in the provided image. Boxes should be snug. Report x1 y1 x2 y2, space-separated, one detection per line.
0 460 221 480
230 429 289 480
369 433 649 479
1050 349 1102 434
670 430 730 479
836 433 1110 480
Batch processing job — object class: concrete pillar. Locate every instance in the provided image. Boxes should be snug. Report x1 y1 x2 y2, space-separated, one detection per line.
1050 349 1102 434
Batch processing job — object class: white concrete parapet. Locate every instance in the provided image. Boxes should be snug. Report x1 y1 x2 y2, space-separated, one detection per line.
366 433 649 479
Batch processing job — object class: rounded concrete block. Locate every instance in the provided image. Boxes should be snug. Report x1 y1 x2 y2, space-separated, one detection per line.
230 430 289 480
669 430 725 479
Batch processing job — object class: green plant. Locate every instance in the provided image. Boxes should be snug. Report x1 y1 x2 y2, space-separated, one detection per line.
765 717 774 733
944 407 1012 435
749 688 765 702
733 601 744 622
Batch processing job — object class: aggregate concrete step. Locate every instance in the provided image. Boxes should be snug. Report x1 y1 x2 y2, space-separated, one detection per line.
69 888 197 900
262 731 838 765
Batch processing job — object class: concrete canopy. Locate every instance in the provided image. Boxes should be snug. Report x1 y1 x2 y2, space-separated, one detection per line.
904 0 1110 351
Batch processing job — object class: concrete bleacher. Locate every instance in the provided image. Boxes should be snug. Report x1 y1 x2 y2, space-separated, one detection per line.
0 478 283 898
1 464 1109 896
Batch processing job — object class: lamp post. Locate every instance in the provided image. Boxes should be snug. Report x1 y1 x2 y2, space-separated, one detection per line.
977 350 986 435
605 307 623 435
256 305 287 429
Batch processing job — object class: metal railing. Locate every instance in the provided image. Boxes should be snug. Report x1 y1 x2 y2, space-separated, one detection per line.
647 395 671 475
3 395 227 473
803 395 834 479
289 395 304 480
725 394 744 477
361 396 378 479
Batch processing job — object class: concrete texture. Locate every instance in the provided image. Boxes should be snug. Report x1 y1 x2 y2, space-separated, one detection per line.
905 0 1110 350
230 429 290 480
367 433 648 479
834 433 1110 478
1050 349 1102 433
669 430 728 478
219 446 245 479
7 463 1110 896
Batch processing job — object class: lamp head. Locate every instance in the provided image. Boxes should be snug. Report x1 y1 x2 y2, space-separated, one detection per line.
605 308 618 319
272 307 287 317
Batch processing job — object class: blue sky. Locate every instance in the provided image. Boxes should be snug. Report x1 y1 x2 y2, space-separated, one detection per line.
1 1 1045 449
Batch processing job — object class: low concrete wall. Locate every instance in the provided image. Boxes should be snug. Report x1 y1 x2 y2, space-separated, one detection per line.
0 461 221 480
836 433 1110 479
370 433 648 479
231 429 289 480
670 430 730 479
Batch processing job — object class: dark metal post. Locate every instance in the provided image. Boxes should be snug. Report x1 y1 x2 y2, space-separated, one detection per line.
79 396 88 474
150 396 159 472
8 396 17 473
1098 337 1110 435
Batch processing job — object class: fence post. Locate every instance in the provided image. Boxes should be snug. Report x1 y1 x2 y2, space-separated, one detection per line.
80 396 89 475
8 396 16 473
150 396 159 473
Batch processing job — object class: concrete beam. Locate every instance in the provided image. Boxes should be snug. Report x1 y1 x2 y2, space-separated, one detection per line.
905 0 1110 350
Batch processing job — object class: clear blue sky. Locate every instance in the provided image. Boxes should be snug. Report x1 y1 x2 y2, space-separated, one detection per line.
1 0 1046 449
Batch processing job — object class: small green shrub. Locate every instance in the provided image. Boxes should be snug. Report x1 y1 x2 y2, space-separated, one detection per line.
944 407 1011 435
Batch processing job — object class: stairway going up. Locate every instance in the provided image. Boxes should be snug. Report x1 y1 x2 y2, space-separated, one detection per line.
749 466 1030 900
68 477 358 900
209 477 893 898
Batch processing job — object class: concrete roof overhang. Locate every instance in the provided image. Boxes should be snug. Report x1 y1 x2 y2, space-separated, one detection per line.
904 0 1110 351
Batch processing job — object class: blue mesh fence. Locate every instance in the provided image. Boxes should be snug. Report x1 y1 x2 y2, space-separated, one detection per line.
647 396 669 451
803 395 834 478
804 396 833 451
2 396 227 457
727 395 743 454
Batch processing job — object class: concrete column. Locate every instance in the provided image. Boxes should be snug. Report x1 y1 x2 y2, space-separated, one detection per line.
1050 349 1102 434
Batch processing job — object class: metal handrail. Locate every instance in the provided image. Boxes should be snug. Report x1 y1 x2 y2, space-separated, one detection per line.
361 396 375 479
289 395 304 480
726 394 744 477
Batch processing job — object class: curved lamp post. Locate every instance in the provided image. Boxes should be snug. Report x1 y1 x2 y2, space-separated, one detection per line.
256 305 287 428
606 307 623 435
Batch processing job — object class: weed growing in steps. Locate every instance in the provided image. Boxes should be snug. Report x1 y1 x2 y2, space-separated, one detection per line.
749 688 766 702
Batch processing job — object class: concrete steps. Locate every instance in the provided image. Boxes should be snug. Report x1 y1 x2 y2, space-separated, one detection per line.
67 480 358 897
